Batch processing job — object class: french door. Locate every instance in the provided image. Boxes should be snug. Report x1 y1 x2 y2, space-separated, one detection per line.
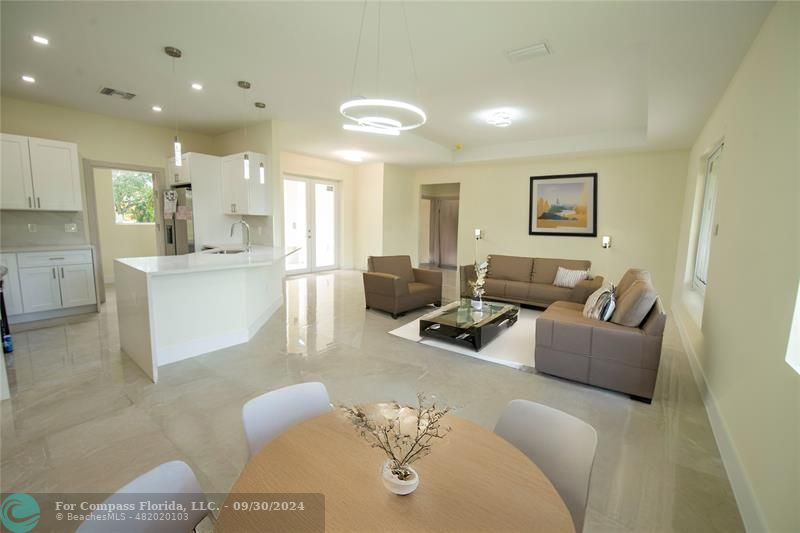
283 176 338 273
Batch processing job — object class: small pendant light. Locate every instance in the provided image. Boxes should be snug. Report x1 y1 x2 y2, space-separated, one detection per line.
259 162 265 184
165 46 183 166
238 81 251 180
243 154 250 180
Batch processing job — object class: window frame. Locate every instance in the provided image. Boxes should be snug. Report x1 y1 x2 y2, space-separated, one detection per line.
693 144 723 292
110 169 156 225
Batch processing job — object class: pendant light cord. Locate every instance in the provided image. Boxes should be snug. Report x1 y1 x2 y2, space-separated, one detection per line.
375 0 382 95
171 57 178 138
348 0 368 98
401 0 420 98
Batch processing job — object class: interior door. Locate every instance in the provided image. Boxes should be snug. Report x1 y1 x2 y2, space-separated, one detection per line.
283 177 338 274
0 134 34 210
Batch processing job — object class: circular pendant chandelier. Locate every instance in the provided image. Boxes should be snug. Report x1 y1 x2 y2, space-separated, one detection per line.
341 1 426 136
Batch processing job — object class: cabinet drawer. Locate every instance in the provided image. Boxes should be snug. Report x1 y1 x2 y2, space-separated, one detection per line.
18 249 93 268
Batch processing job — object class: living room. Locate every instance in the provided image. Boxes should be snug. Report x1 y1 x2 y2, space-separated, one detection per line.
1 2 798 532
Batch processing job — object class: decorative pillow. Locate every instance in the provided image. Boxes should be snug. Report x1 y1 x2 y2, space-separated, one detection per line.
611 280 658 327
553 267 590 288
582 285 616 321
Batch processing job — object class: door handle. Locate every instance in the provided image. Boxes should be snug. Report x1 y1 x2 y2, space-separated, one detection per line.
37 197 41 208
28 197 32 208
52 267 56 279
61 267 65 279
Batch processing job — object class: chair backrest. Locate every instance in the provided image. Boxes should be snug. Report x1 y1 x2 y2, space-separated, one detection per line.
368 255 414 284
494 400 598 532
242 382 332 458
77 461 207 533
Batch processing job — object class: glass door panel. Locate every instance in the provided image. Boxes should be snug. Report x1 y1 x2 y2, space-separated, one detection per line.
283 179 309 272
314 182 337 269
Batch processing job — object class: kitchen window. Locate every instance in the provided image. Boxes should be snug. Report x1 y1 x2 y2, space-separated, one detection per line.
112 169 155 224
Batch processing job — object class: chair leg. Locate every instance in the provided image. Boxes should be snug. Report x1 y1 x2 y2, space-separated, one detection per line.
391 313 398 319
434 301 441 307
365 305 370 310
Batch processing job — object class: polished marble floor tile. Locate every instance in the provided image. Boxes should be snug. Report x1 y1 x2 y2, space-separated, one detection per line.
0 270 743 532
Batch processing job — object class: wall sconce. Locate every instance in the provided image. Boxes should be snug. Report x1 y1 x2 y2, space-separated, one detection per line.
474 229 483 240
601 235 612 249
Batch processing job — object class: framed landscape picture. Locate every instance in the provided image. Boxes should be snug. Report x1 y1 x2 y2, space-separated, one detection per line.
529 173 597 236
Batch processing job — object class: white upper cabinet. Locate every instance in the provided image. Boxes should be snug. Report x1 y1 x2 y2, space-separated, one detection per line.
1 134 34 209
0 133 82 211
221 152 271 216
167 154 191 186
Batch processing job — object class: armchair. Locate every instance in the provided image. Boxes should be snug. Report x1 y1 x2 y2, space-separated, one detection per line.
363 256 442 318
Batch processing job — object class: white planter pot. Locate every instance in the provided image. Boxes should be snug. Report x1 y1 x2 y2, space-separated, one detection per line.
471 298 483 311
381 461 419 495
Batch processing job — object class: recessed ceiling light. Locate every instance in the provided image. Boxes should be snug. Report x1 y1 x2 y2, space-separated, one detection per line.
336 150 366 163
191 83 203 91
21 75 36 84
487 111 512 128
32 35 49 45
152 106 162 112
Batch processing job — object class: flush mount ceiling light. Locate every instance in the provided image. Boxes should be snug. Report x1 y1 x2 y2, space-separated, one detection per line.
335 150 366 163
340 0 426 136
21 75 36 83
486 111 512 127
32 35 49 45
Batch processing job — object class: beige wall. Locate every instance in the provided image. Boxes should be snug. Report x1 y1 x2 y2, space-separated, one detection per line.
670 4 799 531
411 150 689 305
0 96 217 248
280 151 357 269
382 164 418 263
354 163 384 270
92 168 157 282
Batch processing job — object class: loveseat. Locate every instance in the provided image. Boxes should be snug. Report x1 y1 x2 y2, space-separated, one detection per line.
460 255 603 308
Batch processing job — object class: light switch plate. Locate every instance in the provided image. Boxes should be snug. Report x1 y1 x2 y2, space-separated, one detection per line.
65 223 78 233
27 223 37 233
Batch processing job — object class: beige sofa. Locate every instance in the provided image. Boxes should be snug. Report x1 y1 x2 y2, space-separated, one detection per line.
460 255 603 308
534 269 667 402
363 256 442 318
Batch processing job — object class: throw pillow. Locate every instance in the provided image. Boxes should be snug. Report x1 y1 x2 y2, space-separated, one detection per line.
582 285 616 321
553 267 589 288
611 280 658 327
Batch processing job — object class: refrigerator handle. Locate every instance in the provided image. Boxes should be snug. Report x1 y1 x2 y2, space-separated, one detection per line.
166 225 174 245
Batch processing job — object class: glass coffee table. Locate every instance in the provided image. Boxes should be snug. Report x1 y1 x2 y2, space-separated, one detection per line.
419 299 520 351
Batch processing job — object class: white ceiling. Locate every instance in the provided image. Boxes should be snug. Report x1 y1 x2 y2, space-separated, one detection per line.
1 1 772 165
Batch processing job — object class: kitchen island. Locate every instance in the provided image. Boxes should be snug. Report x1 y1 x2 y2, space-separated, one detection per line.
114 246 298 383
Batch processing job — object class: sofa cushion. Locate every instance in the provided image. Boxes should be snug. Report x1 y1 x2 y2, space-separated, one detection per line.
528 283 572 305
553 266 590 288
611 280 658 327
370 256 414 285
542 301 645 334
487 255 534 282
483 279 507 298
504 280 531 301
582 285 616 320
533 258 591 284
615 268 651 298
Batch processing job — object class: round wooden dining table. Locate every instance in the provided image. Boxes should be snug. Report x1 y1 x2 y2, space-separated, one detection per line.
216 409 575 533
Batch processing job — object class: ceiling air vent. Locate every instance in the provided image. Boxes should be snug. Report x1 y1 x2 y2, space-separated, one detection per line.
505 41 551 63
99 87 136 100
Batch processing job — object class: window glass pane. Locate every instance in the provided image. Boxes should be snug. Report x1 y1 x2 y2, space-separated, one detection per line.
284 179 308 271
111 170 155 224
694 148 721 288
314 183 336 268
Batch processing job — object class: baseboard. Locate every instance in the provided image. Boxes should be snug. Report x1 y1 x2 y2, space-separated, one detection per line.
671 308 768 532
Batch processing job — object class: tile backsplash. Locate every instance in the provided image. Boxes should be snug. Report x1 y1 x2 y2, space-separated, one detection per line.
0 210 87 247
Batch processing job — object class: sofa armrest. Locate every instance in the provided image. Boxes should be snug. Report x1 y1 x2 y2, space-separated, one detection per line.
569 275 604 303
459 264 477 298
413 268 443 288
363 272 409 296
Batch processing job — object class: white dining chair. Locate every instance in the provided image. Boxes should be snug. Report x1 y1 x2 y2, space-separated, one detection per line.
494 400 598 532
242 382 332 458
77 460 209 533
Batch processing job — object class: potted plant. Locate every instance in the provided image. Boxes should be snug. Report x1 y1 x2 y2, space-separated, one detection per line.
341 394 451 495
468 261 488 310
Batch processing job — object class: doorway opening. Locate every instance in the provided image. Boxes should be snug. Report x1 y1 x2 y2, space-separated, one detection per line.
283 176 338 273
419 183 460 269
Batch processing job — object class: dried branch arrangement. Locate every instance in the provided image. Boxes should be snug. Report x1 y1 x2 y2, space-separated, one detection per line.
341 394 452 480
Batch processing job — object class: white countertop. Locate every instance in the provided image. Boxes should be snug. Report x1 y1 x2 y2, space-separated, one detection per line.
114 246 299 276
1 244 94 253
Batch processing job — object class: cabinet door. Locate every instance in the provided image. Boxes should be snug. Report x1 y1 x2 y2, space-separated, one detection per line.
28 137 82 211
1 134 34 210
168 155 191 185
246 154 271 216
59 264 96 308
20 267 62 313
221 155 248 215
0 254 23 315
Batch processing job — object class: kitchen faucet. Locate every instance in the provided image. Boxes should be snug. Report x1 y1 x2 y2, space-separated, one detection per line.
230 219 252 252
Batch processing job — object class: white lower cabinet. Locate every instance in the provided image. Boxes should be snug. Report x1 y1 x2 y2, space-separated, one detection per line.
59 264 96 307
20 266 62 313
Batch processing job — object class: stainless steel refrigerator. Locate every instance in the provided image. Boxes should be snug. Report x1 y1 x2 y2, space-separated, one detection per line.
164 187 195 255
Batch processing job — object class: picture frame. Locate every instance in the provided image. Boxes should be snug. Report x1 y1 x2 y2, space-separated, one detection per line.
529 173 598 236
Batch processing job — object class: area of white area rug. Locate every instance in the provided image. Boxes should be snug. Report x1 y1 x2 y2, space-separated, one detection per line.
388 307 541 371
